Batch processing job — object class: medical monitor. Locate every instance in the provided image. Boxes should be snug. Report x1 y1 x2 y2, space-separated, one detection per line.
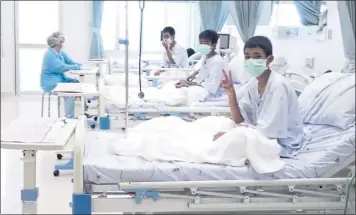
218 34 230 49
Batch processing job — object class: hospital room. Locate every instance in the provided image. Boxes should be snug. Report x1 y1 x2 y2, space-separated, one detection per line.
1 0 355 214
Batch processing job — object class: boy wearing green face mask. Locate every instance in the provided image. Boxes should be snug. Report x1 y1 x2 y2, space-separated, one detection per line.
215 36 304 159
176 30 226 99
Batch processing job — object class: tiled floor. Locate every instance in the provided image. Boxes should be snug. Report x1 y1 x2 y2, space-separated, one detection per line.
1 95 73 214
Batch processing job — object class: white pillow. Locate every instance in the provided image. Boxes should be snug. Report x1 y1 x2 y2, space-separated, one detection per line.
299 73 355 129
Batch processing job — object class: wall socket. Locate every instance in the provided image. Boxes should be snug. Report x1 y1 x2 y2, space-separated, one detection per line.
305 57 315 69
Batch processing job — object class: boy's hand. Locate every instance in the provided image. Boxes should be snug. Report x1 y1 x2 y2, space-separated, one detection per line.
220 70 234 94
213 132 226 141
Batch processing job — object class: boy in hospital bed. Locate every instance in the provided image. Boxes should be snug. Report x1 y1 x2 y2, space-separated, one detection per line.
214 36 304 158
175 29 227 99
153 26 189 76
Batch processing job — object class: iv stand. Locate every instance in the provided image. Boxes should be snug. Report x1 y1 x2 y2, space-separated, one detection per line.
124 0 129 131
137 0 145 99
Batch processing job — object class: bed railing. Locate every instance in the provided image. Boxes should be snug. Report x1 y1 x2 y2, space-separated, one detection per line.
73 115 86 194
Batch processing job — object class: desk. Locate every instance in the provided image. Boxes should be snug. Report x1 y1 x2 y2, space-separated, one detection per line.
53 83 99 118
1 118 77 214
68 67 99 83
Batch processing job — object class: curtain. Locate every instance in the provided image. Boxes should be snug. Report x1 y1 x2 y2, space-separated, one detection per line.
294 1 322 26
198 1 229 31
229 1 263 42
346 1 355 39
338 1 355 73
89 0 104 59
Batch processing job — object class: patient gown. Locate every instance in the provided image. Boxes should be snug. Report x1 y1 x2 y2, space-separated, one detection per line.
238 72 304 158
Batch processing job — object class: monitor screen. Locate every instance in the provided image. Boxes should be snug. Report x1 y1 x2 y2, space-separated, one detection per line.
218 34 230 49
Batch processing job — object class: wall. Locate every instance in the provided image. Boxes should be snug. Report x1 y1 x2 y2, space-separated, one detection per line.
228 1 345 76
1 1 16 94
60 1 92 63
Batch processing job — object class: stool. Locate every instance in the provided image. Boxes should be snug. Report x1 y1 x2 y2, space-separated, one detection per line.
41 92 61 118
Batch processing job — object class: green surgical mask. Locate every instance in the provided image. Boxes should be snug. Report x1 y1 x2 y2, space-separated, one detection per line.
196 44 211 55
244 59 267 77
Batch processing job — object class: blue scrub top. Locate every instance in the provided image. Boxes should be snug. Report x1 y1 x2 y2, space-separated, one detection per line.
40 48 81 92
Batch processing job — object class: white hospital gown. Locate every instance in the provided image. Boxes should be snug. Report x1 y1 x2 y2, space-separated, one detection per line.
195 54 227 96
162 43 189 68
238 72 304 158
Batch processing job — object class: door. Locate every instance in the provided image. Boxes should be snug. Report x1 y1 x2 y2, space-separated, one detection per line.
15 1 60 94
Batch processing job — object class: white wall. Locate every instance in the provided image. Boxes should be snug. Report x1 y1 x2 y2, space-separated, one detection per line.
60 1 92 63
228 1 344 76
1 1 16 94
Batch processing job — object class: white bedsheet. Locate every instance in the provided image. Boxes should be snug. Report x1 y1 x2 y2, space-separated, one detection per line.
109 116 285 174
104 73 150 87
103 81 209 107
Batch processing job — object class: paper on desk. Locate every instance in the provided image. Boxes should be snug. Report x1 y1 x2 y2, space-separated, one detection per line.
1 118 57 143
53 83 83 93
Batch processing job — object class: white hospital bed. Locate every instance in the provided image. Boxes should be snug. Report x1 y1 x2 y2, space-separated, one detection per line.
97 78 234 124
70 115 355 214
1 117 78 214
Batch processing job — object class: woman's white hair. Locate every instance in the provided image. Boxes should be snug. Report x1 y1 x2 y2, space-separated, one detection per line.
47 31 65 48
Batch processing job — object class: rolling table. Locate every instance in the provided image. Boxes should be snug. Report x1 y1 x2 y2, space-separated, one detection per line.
68 67 99 83
1 118 77 214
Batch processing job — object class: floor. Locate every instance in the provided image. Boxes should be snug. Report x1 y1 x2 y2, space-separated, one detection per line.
1 95 74 214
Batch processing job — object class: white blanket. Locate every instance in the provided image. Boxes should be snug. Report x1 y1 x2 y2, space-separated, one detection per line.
109 116 285 174
103 81 209 107
104 74 150 87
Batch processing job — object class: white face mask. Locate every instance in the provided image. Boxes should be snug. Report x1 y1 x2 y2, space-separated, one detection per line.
164 38 173 44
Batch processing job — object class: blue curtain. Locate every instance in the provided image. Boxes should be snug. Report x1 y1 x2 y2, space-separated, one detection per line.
294 1 322 26
229 1 263 42
198 1 229 32
89 0 104 59
338 1 355 73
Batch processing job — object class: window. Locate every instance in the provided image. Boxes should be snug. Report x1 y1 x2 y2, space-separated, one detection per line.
17 1 60 93
101 1 119 50
18 1 59 44
101 1 200 54
19 48 47 92
270 1 302 27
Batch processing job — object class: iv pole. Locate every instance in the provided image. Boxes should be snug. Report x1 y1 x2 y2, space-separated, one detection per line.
124 0 129 131
137 0 145 99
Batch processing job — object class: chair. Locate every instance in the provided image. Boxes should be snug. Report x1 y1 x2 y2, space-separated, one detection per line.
41 92 61 118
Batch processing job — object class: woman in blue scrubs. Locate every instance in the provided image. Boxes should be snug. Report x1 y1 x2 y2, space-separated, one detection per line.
40 32 81 118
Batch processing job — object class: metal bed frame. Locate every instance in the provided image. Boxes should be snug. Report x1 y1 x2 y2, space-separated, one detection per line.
71 116 356 214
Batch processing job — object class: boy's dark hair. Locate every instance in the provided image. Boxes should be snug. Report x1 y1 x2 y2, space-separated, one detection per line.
244 36 273 57
199 29 219 44
162 26 175 36
324 70 332 73
187 48 195 57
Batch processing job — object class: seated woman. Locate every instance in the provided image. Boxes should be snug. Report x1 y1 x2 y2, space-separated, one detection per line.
40 31 82 118
215 36 304 158
176 29 226 98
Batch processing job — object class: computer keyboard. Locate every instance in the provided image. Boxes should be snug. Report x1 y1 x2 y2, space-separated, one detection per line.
1 118 58 143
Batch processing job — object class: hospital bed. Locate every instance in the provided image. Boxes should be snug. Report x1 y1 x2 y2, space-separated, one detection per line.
70 115 355 214
1 117 78 214
97 78 235 127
